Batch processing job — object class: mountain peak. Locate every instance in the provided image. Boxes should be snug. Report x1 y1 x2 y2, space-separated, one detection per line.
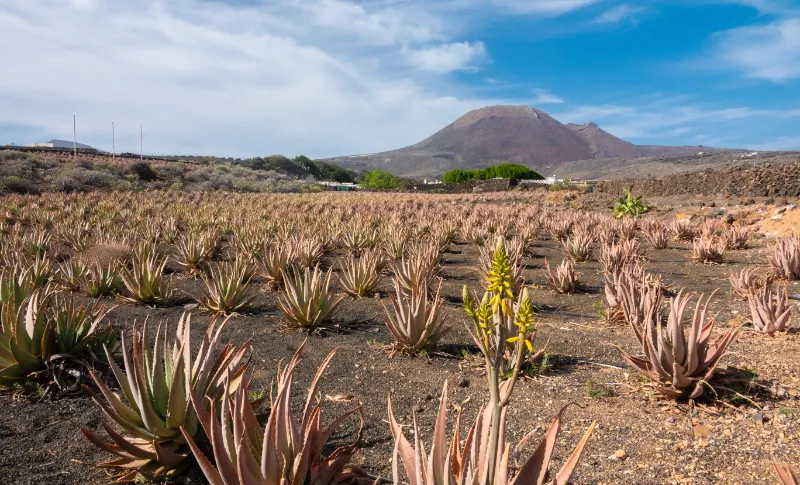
324 104 732 179
566 121 599 130
452 105 552 130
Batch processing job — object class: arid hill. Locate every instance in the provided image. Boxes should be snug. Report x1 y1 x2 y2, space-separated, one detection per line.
324 105 736 179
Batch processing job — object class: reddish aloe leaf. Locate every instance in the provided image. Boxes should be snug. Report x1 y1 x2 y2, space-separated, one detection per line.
180 427 226 485
551 420 596 485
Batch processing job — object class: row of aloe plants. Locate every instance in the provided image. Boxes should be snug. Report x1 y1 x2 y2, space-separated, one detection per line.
69 238 598 484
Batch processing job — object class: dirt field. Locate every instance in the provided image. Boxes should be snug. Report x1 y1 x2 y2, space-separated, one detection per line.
0 190 798 485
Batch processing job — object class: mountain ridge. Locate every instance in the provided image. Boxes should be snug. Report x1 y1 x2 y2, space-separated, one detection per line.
323 105 737 179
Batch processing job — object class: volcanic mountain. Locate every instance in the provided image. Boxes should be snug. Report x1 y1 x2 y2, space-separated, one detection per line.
324 105 733 179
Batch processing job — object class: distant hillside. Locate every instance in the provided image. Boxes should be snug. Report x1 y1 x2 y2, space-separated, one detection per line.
324 105 738 179
0 149 359 195
48 139 94 149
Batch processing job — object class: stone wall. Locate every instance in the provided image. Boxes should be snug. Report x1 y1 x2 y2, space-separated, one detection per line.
597 162 800 198
404 178 528 194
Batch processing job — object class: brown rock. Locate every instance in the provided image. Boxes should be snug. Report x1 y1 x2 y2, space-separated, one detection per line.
609 449 628 461
693 424 710 438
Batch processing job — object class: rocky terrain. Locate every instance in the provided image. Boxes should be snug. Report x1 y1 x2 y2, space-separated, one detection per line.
598 153 800 197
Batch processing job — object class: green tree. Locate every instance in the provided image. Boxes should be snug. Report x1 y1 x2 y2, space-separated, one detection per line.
441 169 476 184
441 163 543 184
479 163 543 180
359 169 404 190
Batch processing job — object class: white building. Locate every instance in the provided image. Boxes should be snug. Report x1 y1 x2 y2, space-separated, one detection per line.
25 139 94 149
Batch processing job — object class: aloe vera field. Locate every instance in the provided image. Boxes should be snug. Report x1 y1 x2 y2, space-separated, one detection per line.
1 190 799 485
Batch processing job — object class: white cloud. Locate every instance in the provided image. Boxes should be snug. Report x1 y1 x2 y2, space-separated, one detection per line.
711 0 798 14
0 0 500 157
749 135 800 150
553 99 796 141
531 88 565 104
668 127 693 136
407 41 488 73
295 0 445 46
714 18 800 82
592 4 645 24
489 0 600 15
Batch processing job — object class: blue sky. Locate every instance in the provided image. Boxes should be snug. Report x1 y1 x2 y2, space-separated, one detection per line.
1 0 799 157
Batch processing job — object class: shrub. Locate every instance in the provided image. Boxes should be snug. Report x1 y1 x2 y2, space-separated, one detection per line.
51 167 118 193
442 163 543 184
612 187 649 218
441 169 475 184
128 162 158 181
359 169 404 190
153 163 187 180
2 175 38 194
549 180 573 192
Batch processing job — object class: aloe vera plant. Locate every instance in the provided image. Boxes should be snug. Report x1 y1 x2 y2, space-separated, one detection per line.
279 265 344 328
603 263 643 324
384 277 449 354
181 342 366 485
174 231 216 275
391 253 438 299
477 237 524 296
729 267 773 299
769 235 800 281
338 250 385 297
561 230 594 262
119 252 174 306
254 240 292 288
388 235 596 485
619 290 738 399
723 224 749 250
81 313 249 482
196 260 256 315
55 258 91 292
690 235 725 264
82 261 122 297
389 383 595 485
0 290 52 386
49 296 117 355
598 239 640 274
544 258 580 294
641 220 669 249
748 286 793 336
775 463 798 485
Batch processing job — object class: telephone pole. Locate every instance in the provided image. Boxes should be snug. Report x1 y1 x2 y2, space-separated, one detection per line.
112 122 115 162
140 125 143 160
73 115 77 160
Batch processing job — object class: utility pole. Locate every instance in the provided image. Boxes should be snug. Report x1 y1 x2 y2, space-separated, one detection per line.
73 115 77 160
112 122 115 162
140 125 143 160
